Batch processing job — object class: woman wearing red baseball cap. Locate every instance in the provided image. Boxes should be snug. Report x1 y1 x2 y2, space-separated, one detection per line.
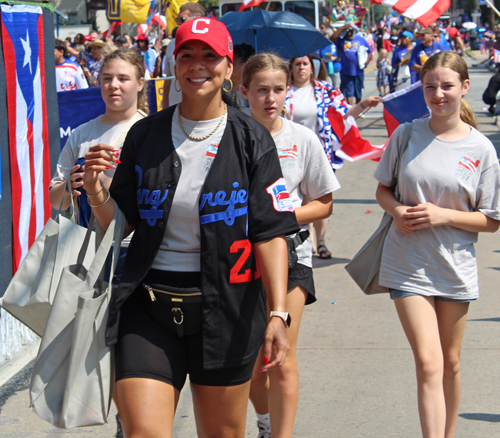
84 19 298 437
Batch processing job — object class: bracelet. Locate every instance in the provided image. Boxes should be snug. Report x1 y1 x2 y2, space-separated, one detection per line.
88 188 110 208
87 182 104 198
360 102 366 109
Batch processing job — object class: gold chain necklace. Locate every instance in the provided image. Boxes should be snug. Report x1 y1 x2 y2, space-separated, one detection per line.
178 103 227 141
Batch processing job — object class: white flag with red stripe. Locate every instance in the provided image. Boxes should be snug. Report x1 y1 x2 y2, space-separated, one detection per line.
1 5 51 271
370 0 451 29
239 0 268 12
99 21 122 39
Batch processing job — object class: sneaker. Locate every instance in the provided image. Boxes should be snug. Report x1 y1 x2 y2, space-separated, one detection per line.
115 413 124 438
257 420 271 438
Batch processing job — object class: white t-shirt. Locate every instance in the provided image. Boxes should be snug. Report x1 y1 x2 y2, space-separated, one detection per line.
152 106 228 272
274 118 341 267
290 84 319 135
50 116 133 245
164 39 182 106
374 118 500 299
55 60 89 92
50 117 123 188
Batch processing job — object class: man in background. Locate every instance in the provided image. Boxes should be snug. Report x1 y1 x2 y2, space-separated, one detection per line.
55 39 88 92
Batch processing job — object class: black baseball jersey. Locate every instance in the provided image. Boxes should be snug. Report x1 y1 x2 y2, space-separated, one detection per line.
107 105 300 369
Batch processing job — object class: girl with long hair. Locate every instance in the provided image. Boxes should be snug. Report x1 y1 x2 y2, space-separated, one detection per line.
241 53 340 438
50 48 149 217
82 20 298 438
375 51 500 438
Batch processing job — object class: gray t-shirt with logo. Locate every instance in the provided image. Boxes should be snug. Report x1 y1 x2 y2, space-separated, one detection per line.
374 118 500 299
274 118 340 267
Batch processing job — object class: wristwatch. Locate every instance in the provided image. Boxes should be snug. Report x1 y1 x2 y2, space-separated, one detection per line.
270 311 291 328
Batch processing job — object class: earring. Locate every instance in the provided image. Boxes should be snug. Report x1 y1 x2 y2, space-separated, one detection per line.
174 79 181 93
222 78 233 93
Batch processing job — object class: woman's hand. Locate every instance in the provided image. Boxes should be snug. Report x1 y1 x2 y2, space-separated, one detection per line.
83 143 119 192
69 163 85 196
393 205 416 234
362 96 382 108
402 202 448 229
259 317 289 372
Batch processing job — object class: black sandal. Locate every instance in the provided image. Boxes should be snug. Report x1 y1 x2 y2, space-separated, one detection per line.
317 244 332 259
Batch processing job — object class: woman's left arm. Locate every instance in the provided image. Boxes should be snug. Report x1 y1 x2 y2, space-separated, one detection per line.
253 236 289 372
294 193 333 225
402 203 500 233
345 95 381 119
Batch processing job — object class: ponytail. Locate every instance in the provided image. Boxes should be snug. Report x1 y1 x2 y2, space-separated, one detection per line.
459 98 477 129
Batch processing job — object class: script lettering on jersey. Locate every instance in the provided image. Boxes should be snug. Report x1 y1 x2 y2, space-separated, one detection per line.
199 182 248 226
136 165 169 226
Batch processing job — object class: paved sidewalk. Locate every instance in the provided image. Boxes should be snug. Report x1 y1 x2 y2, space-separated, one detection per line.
0 54 498 438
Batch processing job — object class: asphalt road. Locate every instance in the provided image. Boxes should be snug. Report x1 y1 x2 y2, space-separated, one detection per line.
0 52 498 438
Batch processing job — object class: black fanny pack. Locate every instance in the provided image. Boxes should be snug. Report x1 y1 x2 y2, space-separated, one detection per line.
286 230 310 271
143 283 202 338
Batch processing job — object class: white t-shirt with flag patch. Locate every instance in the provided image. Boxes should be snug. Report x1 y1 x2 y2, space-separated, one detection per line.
274 118 340 267
374 118 500 299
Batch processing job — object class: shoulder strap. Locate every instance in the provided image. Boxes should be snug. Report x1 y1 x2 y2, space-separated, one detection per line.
394 122 413 201
110 109 147 149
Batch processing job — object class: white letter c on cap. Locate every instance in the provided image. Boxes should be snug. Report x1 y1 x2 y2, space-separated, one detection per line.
192 18 210 34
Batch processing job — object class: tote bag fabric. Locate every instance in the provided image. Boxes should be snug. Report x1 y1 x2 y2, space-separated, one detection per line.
1 185 95 337
344 123 413 295
30 206 125 428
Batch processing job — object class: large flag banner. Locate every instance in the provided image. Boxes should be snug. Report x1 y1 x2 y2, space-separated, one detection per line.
107 0 150 23
370 0 451 29
382 81 429 136
1 5 51 271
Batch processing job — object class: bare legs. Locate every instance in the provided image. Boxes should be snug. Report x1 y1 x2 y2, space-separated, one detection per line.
249 286 308 438
115 378 251 438
394 296 469 438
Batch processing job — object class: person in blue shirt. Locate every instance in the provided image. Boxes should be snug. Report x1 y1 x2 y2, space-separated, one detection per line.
317 42 341 88
410 27 444 84
390 30 414 92
331 23 373 104
136 33 158 77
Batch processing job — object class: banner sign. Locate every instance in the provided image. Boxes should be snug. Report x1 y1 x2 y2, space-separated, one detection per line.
58 87 106 149
107 0 150 24
58 81 163 150
1 4 51 271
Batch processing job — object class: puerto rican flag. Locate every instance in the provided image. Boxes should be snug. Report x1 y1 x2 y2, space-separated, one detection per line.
1 5 51 271
458 156 480 173
239 0 268 12
493 49 500 63
370 0 450 29
206 143 219 158
278 145 298 160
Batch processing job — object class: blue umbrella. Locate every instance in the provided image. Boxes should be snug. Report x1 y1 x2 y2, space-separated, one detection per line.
218 10 332 59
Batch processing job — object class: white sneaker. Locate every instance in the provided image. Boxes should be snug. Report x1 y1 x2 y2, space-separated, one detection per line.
257 420 271 438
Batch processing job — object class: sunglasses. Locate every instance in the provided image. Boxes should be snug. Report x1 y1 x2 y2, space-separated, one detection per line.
175 15 189 25
433 35 440 39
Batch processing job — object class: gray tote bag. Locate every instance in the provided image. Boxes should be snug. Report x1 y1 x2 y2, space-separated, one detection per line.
30 205 125 428
1 182 95 336
344 123 413 295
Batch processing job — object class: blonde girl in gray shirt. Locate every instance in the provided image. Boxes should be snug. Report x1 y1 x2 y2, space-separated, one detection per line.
375 51 500 438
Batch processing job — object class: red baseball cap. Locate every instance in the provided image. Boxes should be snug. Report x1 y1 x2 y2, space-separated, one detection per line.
173 18 233 62
82 35 93 43
136 34 149 41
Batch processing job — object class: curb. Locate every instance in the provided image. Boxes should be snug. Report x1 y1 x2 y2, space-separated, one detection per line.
0 341 39 407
